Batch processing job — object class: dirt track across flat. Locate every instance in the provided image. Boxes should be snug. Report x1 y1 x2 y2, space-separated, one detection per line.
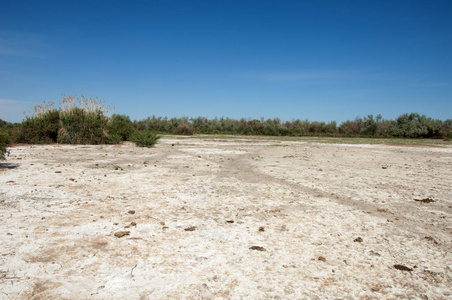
1 138 451 299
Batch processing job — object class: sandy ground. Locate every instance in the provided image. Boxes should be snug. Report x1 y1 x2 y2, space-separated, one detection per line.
0 137 451 299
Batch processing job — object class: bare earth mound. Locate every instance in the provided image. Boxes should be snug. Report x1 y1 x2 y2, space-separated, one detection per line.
0 137 451 299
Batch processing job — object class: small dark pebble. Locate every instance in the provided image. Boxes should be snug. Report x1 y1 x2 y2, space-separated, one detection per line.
354 237 363 243
394 264 413 272
226 220 234 223
258 226 265 232
249 246 266 251
184 226 197 231
318 256 326 262
128 210 136 214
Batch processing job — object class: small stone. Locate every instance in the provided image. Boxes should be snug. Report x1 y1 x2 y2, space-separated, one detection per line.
318 256 326 262
226 220 234 223
128 210 135 214
249 246 266 251
114 231 130 238
394 264 413 272
354 237 363 243
259 226 265 232
184 226 197 231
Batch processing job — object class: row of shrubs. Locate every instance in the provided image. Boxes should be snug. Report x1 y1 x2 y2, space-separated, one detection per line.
0 95 159 160
134 113 452 139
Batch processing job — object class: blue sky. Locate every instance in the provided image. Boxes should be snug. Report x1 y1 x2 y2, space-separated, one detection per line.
1 0 451 123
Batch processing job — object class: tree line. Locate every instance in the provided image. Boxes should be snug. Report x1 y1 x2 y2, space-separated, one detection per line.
133 113 451 139
1 95 451 160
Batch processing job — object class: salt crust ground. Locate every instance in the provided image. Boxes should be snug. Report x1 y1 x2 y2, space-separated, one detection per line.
0 137 451 299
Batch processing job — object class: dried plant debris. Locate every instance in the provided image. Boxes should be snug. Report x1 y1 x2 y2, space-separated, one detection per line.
125 222 137 228
393 264 413 272
414 198 435 203
424 236 438 244
184 226 197 231
226 220 234 223
249 246 266 251
114 231 130 238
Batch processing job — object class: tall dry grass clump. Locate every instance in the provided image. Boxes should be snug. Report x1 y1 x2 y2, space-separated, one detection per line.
17 94 123 145
57 94 116 144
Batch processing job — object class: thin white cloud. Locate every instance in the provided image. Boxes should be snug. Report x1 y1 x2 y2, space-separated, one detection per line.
239 70 411 85
244 70 353 84
0 31 48 58
418 81 452 87
0 99 30 105
0 99 33 123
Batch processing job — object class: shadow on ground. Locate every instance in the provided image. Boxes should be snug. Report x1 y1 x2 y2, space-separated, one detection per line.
0 163 19 169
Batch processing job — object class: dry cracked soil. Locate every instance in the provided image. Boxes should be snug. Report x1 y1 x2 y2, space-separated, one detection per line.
0 137 451 299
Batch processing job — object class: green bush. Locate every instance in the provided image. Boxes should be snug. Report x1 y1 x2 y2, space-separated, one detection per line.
0 119 13 160
0 130 10 160
109 114 135 141
130 130 160 147
389 113 429 138
17 110 60 144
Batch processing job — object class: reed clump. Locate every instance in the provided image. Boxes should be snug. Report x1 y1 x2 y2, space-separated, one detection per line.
18 94 120 145
57 94 114 144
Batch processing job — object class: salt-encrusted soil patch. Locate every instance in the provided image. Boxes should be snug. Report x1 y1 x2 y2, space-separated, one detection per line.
0 138 451 299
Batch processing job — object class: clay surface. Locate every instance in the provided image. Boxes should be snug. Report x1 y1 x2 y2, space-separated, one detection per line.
1 138 451 299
